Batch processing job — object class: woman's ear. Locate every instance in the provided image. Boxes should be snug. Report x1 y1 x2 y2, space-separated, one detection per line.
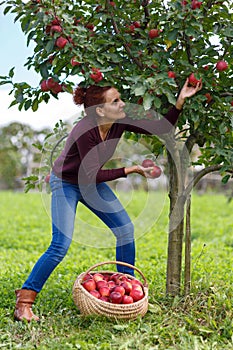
96 106 105 117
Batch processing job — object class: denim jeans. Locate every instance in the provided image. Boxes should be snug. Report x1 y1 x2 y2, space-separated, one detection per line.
22 172 135 292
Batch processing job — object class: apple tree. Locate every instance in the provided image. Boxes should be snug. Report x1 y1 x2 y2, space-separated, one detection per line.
1 0 232 295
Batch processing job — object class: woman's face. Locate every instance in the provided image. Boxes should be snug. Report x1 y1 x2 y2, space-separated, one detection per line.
97 88 126 121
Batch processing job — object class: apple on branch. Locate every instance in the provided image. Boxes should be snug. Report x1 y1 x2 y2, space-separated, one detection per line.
148 29 160 39
216 60 228 71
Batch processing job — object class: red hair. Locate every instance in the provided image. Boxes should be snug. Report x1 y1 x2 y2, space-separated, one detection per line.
73 85 113 116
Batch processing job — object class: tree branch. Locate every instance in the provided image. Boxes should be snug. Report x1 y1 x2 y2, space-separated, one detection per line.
184 164 224 198
106 0 144 70
141 0 150 29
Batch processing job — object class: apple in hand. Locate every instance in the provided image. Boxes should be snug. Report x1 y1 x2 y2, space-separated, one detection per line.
142 159 155 168
150 166 162 178
45 174 50 183
188 73 201 87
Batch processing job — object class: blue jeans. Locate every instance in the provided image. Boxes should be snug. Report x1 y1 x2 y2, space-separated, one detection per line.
22 172 135 292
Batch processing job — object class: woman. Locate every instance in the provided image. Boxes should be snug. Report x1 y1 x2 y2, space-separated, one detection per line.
14 78 202 322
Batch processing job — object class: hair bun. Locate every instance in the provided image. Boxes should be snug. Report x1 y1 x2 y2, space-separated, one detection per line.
73 86 87 106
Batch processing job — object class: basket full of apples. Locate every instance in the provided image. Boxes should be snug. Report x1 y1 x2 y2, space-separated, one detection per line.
72 261 149 319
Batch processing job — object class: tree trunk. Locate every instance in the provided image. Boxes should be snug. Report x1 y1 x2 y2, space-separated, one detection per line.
184 194 191 295
166 147 187 295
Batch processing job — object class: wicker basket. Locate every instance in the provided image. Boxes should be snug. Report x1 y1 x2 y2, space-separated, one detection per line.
72 261 149 320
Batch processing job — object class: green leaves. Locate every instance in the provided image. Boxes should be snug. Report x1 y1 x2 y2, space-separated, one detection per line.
0 0 232 181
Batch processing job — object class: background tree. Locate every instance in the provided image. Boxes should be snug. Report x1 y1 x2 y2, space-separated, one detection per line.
0 122 51 189
1 0 232 294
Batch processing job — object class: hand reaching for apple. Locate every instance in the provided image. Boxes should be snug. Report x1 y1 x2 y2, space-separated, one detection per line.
136 165 155 178
175 77 203 110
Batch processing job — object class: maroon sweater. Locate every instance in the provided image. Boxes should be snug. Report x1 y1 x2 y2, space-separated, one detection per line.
52 106 181 184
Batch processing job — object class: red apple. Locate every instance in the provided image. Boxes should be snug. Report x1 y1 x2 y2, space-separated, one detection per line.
99 296 109 302
86 23 94 30
205 93 212 103
130 278 143 287
90 68 103 82
129 24 135 33
50 25 62 33
46 77 57 90
188 73 200 87
71 57 81 66
40 80 49 92
142 159 155 168
113 285 125 296
150 165 162 178
55 36 68 49
231 101 233 106
110 273 121 283
45 174 50 183
103 274 110 282
51 18 60 26
133 21 141 28
89 290 100 298
96 280 108 289
120 281 132 295
99 286 110 297
107 280 116 291
216 60 228 71
109 291 122 304
51 82 63 94
191 0 202 9
168 71 176 79
122 295 134 304
82 273 92 281
149 28 159 39
82 279 96 292
93 273 104 282
130 288 144 302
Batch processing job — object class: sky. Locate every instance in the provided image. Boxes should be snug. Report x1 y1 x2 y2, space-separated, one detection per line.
0 5 79 130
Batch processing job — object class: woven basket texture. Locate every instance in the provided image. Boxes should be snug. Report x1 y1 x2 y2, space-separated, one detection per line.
72 261 149 320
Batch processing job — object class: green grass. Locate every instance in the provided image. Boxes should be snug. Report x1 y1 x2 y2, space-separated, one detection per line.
0 189 233 349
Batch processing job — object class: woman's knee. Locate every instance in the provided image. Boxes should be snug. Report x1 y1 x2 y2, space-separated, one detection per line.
113 221 135 246
46 233 72 262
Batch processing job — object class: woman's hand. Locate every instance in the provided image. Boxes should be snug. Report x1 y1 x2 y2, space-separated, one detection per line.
175 78 203 110
124 165 154 178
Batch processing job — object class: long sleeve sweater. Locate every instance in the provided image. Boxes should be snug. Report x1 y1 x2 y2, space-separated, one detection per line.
52 106 181 184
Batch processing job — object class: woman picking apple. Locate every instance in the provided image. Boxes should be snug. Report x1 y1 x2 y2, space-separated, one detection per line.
14 78 202 322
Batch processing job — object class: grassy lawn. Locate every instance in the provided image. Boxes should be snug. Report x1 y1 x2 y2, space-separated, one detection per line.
0 189 233 349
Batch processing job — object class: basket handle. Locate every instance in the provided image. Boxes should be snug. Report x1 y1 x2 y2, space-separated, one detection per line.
83 260 148 287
